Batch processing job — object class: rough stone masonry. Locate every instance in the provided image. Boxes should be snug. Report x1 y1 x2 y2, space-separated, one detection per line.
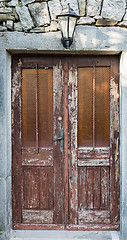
0 0 127 33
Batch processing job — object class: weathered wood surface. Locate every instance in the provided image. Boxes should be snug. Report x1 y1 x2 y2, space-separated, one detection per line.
110 56 120 224
78 158 109 166
12 57 22 226
78 147 110 159
22 210 53 224
22 148 53 166
68 57 78 225
53 58 64 224
78 210 110 224
12 55 120 230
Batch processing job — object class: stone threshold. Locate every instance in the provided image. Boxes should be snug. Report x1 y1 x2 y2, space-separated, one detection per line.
10 230 120 240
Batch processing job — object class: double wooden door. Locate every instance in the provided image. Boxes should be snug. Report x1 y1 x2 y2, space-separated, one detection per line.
12 55 120 230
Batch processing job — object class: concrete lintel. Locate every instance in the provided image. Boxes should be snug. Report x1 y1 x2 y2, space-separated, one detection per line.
0 26 127 52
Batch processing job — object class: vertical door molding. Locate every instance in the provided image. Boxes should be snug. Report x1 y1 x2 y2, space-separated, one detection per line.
68 57 78 225
53 58 65 224
110 57 120 224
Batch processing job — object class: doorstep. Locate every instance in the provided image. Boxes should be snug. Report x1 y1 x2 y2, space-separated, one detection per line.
10 230 120 240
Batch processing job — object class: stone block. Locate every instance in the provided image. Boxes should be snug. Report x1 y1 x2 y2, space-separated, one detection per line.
28 2 50 27
101 0 126 21
50 20 58 32
0 7 12 13
14 22 23 31
61 0 79 15
16 6 34 31
48 0 62 20
0 14 15 22
77 16 95 25
30 26 45 33
7 20 14 30
96 19 118 26
7 0 18 7
21 0 35 6
78 0 86 16
86 0 102 17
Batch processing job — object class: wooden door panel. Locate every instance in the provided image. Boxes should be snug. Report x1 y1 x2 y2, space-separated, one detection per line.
69 56 120 229
12 56 65 229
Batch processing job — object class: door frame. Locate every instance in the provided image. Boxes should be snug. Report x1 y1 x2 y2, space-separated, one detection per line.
11 54 120 231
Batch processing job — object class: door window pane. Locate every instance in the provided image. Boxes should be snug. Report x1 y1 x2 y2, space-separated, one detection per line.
22 68 53 148
78 68 93 147
38 69 53 147
95 67 110 147
78 67 110 148
22 69 36 147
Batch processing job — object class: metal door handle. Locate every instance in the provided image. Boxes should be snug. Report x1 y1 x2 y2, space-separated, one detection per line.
53 129 64 151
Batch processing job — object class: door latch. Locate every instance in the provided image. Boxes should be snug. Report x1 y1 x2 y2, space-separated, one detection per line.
53 129 64 151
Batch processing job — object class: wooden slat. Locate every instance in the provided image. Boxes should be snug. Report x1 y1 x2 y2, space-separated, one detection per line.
78 158 110 166
40 167 54 210
22 167 40 209
87 168 94 209
93 167 101 209
78 210 110 224
78 167 87 210
100 167 110 210
77 56 111 67
66 224 119 231
22 210 53 224
22 148 53 166
13 224 65 230
78 147 110 159
68 57 78 224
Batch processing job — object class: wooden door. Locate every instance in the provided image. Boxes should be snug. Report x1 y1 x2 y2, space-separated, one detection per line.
12 56 65 229
12 55 119 230
68 56 120 230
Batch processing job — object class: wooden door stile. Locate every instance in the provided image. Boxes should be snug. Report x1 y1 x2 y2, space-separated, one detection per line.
63 57 69 227
68 57 78 225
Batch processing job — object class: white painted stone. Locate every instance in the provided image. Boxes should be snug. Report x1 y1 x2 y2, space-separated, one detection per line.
14 21 23 31
8 0 18 7
78 0 86 16
7 20 13 30
101 0 126 21
16 6 34 31
94 15 102 20
50 20 58 32
48 0 62 20
77 16 95 25
0 7 12 13
30 26 45 33
28 2 50 27
87 0 102 17
61 0 79 15
21 0 35 6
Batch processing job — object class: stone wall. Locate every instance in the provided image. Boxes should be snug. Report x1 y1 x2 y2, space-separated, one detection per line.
0 0 127 33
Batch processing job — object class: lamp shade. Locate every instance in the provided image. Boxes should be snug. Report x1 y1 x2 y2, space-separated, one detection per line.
57 4 80 48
